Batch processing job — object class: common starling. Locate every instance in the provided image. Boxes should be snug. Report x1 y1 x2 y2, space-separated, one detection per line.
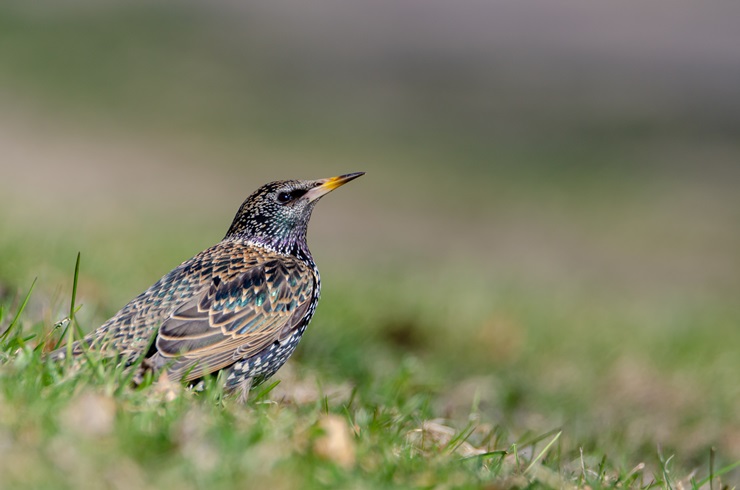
52 172 364 396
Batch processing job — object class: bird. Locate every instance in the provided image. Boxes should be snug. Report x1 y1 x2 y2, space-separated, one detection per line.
51 172 364 398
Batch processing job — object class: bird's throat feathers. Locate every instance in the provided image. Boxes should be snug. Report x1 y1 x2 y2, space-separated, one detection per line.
226 206 313 258
241 221 311 258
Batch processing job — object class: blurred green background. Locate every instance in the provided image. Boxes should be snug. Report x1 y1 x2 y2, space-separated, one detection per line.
1 0 739 481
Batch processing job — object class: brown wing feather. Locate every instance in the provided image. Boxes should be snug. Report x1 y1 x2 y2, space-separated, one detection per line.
155 255 314 381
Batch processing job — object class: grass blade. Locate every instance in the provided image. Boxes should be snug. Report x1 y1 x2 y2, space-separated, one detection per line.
524 430 561 474
253 379 281 402
695 458 740 487
461 450 508 461
445 422 476 455
0 278 37 342
65 252 82 360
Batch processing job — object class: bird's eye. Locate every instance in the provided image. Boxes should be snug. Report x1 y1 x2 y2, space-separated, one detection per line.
276 191 292 203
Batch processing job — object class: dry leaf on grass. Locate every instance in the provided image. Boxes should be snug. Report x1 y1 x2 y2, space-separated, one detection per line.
313 414 356 469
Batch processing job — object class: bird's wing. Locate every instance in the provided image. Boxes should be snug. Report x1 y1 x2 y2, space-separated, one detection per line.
155 255 315 382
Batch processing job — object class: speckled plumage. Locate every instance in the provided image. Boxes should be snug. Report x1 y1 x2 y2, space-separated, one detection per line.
51 172 364 392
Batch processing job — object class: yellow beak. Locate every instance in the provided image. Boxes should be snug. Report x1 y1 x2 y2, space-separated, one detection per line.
306 172 365 202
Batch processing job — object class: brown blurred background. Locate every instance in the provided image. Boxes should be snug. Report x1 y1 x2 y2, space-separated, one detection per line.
3 0 739 298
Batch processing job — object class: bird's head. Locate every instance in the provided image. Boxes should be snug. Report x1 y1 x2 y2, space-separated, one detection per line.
225 172 364 255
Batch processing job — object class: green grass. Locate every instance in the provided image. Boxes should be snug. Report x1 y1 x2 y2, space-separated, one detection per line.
1 250 738 489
